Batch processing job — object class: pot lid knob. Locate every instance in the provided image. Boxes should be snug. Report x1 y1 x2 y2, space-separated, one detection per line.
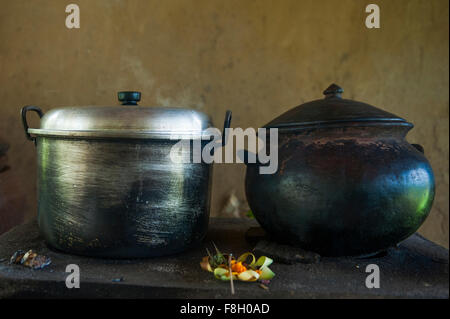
323 84 343 99
118 91 141 105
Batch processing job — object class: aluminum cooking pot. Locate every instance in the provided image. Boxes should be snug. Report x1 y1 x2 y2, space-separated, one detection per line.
21 91 231 258
244 84 435 257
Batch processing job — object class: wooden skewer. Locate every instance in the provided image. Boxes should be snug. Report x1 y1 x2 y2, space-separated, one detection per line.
228 254 235 295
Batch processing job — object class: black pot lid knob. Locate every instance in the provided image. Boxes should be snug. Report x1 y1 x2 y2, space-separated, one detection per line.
323 84 343 99
118 91 141 105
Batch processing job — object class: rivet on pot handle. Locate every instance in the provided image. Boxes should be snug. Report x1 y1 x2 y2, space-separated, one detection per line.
222 110 232 147
21 106 44 143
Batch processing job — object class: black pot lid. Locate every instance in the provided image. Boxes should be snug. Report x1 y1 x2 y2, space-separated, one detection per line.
264 84 412 129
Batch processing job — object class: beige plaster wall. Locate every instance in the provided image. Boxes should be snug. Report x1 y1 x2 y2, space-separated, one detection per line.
0 0 448 246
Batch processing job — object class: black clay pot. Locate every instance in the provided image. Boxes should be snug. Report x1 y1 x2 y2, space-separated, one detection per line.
245 84 435 257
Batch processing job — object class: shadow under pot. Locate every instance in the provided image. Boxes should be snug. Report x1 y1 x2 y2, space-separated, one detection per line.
21 91 231 258
244 84 435 257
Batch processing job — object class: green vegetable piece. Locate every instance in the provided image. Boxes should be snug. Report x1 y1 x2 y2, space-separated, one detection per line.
255 256 273 269
259 266 275 280
237 252 256 268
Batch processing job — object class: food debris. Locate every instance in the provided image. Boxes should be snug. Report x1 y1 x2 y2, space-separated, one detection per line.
260 279 271 285
200 243 275 283
112 277 124 282
245 210 255 219
9 249 51 270
259 283 269 290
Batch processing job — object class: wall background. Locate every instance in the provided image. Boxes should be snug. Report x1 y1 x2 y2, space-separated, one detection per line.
0 0 448 247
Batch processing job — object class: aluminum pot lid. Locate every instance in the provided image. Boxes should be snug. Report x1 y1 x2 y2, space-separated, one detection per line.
264 84 412 129
29 91 213 139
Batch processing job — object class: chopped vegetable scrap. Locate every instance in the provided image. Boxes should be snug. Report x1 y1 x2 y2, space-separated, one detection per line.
245 210 255 219
259 283 269 290
200 243 275 283
9 249 51 270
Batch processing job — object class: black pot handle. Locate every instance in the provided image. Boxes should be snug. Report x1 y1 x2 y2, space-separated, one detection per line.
411 143 425 154
21 106 44 142
222 110 232 147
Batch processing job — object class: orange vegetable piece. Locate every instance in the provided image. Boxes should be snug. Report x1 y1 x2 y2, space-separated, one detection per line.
231 261 247 273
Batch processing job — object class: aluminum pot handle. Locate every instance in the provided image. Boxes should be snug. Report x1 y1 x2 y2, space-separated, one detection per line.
21 106 44 143
222 110 232 147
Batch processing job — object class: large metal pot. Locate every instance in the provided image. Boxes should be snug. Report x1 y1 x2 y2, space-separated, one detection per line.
245 84 435 257
21 91 230 258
